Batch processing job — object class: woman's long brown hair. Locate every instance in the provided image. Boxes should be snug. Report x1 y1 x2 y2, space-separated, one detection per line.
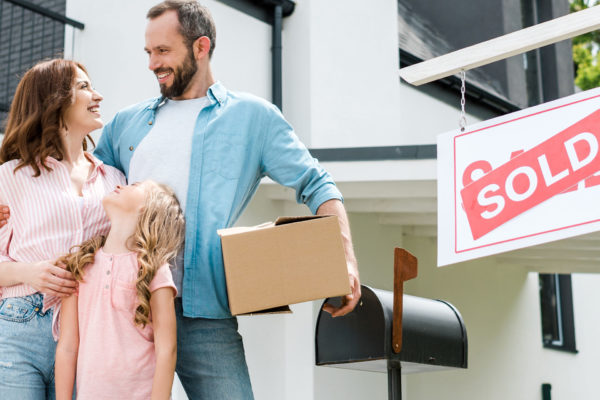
59 182 186 327
0 59 93 176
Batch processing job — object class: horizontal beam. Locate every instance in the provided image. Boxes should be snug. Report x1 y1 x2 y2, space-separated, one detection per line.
501 248 600 260
5 0 85 29
399 50 521 114
399 6 600 86
344 198 437 214
262 180 436 201
401 225 438 238
497 258 600 274
308 145 436 162
376 213 437 226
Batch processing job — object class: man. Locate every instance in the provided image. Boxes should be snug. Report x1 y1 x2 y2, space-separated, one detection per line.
1 1 361 398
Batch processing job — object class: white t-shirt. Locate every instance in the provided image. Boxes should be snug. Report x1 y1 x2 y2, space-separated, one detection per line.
128 96 211 294
128 96 210 211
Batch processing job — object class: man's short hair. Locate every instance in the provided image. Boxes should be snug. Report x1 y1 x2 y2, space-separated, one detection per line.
147 0 216 58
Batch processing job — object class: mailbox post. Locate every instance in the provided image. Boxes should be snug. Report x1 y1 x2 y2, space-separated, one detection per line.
315 248 468 400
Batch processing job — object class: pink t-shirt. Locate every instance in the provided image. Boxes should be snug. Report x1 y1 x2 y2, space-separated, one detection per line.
76 248 177 400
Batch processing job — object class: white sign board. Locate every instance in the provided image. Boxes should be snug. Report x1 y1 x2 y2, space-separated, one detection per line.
438 87 600 266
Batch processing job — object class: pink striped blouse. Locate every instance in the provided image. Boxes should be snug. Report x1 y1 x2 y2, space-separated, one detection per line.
0 154 126 301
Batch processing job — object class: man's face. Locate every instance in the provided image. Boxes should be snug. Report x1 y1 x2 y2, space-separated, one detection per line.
145 10 198 99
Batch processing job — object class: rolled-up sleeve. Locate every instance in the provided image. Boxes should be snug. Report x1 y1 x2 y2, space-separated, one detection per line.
260 106 343 214
94 116 120 171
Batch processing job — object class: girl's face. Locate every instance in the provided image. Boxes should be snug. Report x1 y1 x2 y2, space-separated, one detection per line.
103 182 149 214
61 68 104 135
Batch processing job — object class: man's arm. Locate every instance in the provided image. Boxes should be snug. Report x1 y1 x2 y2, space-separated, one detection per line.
93 116 120 170
260 105 361 315
317 199 361 317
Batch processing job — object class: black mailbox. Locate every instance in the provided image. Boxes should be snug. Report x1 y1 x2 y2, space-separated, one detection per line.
315 249 467 399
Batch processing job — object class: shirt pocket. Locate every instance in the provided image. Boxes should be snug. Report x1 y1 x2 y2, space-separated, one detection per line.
205 131 245 180
111 280 154 342
0 297 37 323
111 280 137 315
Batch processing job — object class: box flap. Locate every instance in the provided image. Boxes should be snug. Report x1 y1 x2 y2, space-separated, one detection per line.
217 221 274 237
238 305 292 316
274 215 329 226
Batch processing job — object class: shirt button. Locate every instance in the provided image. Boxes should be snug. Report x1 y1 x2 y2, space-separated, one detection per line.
148 120 153 125
129 146 134 151
34 307 39 312
105 284 109 289
109 257 113 262
106 270 110 275
6 304 11 309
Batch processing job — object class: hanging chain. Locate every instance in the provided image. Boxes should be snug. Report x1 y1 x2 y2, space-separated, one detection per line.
459 70 467 132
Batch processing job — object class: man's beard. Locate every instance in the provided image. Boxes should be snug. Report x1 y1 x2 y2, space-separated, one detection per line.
157 48 198 99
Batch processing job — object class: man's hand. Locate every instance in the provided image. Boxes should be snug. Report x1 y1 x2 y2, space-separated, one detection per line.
322 268 361 317
23 260 77 297
0 205 9 228
317 199 361 317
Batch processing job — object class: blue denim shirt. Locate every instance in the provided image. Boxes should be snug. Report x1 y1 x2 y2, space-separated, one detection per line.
94 82 343 318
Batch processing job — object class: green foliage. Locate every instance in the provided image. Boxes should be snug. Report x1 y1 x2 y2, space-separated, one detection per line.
573 44 600 90
571 0 600 89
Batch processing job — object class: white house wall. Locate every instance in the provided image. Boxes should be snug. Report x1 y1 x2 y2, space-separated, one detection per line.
65 0 272 143
282 0 498 148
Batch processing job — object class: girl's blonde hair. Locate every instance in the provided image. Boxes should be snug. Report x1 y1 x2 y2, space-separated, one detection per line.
59 181 185 327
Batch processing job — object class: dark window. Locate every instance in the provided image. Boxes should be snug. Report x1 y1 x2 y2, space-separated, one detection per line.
0 0 68 127
539 273 577 353
521 0 543 106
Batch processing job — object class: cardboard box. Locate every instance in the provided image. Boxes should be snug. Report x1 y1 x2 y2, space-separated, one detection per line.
218 215 351 316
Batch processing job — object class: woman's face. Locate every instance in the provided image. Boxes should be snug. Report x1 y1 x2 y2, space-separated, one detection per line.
61 68 104 136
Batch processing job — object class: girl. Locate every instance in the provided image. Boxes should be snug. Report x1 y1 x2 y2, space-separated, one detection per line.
55 180 185 400
0 59 125 399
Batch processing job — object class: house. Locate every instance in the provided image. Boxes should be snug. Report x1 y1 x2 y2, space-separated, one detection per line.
2 0 599 398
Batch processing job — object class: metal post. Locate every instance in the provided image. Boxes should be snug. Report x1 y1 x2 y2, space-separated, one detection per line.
387 360 402 400
542 383 552 400
272 4 283 110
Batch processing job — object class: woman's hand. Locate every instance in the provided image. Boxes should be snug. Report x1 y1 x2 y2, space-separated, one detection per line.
0 205 9 228
22 261 77 297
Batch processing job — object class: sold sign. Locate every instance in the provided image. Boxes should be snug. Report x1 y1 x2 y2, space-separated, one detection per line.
460 109 600 240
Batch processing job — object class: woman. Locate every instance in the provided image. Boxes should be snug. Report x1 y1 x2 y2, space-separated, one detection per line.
0 59 126 399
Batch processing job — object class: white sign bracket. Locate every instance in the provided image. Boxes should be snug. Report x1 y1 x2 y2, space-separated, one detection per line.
399 6 600 86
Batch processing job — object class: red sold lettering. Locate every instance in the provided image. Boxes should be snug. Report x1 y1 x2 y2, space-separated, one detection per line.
461 109 600 240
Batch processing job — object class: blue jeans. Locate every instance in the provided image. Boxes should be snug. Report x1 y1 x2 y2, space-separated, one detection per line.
175 298 254 399
0 293 56 400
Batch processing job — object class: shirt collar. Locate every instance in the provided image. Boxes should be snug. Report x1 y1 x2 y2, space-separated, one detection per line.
207 81 227 106
146 81 227 110
147 96 167 111
45 152 106 179
86 152 106 178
